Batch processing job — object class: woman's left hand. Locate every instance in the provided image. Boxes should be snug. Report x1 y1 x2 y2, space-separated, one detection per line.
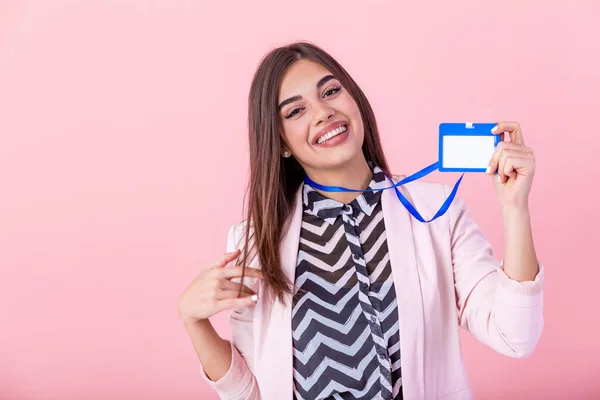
487 121 536 209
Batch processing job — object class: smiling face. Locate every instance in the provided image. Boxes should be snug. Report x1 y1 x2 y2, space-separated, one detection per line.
277 59 366 176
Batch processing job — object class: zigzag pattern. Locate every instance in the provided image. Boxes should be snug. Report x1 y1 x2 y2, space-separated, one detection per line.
292 166 403 400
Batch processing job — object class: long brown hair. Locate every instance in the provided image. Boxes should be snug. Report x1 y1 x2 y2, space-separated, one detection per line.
239 41 391 304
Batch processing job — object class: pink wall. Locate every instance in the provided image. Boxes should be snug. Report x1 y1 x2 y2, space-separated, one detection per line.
1 1 598 398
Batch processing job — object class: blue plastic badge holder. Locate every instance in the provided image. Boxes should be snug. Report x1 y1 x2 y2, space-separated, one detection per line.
439 122 500 172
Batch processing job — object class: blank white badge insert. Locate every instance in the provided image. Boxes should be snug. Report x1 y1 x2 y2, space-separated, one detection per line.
442 135 496 170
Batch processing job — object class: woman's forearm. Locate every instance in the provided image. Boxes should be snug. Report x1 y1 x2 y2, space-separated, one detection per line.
183 319 233 382
501 206 539 282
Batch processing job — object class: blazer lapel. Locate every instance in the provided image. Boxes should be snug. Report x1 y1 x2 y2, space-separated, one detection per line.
382 183 426 399
256 184 303 399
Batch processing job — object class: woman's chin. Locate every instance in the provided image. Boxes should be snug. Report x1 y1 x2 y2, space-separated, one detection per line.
317 150 366 170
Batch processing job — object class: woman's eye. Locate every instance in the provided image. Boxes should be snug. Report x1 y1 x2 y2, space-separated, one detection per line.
285 108 302 119
324 86 341 97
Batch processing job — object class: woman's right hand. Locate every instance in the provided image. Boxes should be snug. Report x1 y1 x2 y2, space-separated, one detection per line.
178 249 263 324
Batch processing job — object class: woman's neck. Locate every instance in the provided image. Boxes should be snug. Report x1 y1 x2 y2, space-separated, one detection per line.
306 157 373 204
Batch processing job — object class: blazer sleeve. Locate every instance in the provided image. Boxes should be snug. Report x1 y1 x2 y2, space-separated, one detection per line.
201 223 261 399
446 187 545 358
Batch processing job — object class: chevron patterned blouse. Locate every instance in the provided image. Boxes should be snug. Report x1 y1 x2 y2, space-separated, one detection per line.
291 165 403 400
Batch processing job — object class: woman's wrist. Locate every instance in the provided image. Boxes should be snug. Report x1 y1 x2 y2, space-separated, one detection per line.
183 317 212 330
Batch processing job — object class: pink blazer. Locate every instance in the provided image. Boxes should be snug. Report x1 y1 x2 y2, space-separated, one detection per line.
202 179 545 400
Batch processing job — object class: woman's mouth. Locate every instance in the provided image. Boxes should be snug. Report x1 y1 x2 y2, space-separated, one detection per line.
316 124 348 145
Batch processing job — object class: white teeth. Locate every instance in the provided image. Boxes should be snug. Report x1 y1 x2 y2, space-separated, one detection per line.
317 125 347 144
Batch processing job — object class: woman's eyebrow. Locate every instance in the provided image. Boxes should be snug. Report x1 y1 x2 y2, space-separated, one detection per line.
278 75 337 111
278 95 301 111
316 74 335 89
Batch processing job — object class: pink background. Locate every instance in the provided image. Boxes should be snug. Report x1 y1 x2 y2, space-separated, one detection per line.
1 1 598 399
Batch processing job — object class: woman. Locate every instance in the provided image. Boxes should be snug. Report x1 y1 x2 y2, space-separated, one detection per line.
177 42 544 400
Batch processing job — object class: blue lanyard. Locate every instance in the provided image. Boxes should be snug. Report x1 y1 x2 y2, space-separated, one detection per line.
303 161 463 223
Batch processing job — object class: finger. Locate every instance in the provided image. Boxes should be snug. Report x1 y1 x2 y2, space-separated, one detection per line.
491 121 524 145
215 289 256 300
216 294 258 312
221 266 264 280
497 151 525 182
502 158 518 181
202 280 255 302
487 143 533 176
496 153 506 183
209 249 241 269
499 156 517 182
498 155 534 183
219 280 256 295
501 156 533 182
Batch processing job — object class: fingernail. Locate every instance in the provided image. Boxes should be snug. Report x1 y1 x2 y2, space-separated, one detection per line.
485 166 491 174
251 294 258 302
497 175 502 183
491 125 498 133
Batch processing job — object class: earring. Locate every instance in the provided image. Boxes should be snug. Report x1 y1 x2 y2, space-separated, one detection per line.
283 150 291 158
